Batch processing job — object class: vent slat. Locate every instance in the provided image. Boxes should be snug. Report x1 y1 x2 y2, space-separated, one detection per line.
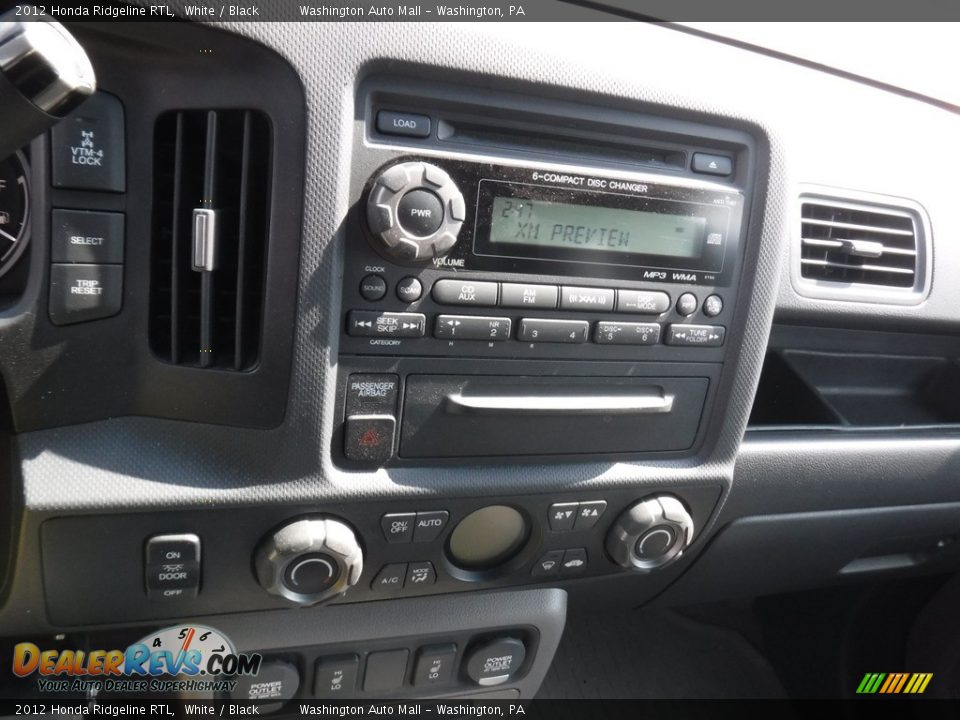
800 258 915 275
801 238 917 256
799 216 915 237
150 109 271 371
199 112 218 369
799 197 919 290
235 111 252 371
170 112 184 365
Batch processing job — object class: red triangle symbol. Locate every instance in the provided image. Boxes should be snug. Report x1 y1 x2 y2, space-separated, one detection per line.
359 428 381 447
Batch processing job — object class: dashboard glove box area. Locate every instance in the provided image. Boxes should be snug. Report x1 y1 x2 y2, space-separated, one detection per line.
399 375 709 458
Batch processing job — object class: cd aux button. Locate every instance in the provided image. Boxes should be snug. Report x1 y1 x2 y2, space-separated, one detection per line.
432 279 498 307
560 286 615 311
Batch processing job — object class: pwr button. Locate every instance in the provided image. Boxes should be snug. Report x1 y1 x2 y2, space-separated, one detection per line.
344 414 396 464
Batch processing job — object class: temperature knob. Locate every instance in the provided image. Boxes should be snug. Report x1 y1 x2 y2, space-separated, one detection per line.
366 161 466 262
606 495 694 572
255 516 364 606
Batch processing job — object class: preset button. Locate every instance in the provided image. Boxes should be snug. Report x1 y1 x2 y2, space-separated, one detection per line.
519 318 589 343
435 315 511 341
595 322 661 346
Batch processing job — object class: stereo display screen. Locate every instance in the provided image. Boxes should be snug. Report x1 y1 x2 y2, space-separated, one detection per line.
489 196 707 259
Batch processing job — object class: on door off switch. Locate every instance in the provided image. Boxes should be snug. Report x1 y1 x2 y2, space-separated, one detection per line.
144 533 201 600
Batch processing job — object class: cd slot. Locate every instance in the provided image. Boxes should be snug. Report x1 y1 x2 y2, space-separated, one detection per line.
400 375 709 458
438 117 686 171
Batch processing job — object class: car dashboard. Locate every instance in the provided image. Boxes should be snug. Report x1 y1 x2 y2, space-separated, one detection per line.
1 17 960 704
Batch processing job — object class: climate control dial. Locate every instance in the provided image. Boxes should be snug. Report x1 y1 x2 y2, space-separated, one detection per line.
605 495 694 572
255 515 364 606
366 161 466 262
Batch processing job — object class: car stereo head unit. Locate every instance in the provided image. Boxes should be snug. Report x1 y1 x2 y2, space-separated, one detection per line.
364 158 744 287
334 83 757 466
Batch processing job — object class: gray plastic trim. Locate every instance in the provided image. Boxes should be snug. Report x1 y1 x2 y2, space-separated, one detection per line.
187 587 567 700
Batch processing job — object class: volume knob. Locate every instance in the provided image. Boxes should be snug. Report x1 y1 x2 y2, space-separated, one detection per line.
255 516 364 606
605 495 694 572
366 161 466 262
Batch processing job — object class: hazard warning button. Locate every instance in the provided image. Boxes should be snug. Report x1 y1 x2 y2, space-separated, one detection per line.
344 414 396 463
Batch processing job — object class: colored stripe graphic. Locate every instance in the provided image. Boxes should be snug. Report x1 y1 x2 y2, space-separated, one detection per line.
856 672 932 694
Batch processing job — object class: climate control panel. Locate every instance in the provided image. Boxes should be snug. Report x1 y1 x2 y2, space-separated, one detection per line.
40 487 721 626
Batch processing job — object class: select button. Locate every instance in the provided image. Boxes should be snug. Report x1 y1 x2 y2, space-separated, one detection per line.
51 209 125 264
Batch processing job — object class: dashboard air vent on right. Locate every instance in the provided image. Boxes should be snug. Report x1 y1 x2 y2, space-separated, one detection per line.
150 109 272 370
795 191 930 304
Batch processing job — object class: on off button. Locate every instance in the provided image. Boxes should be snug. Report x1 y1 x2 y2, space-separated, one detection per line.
397 189 444 237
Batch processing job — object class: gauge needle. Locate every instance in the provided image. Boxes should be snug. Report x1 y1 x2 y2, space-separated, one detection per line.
0 228 17 244
173 627 196 674
180 627 196 653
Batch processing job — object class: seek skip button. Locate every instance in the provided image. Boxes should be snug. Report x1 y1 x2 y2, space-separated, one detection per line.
413 511 449 542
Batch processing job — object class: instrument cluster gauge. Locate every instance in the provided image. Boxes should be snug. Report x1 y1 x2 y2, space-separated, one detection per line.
0 151 31 278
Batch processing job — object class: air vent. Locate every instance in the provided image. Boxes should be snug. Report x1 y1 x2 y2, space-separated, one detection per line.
795 190 930 304
150 109 272 369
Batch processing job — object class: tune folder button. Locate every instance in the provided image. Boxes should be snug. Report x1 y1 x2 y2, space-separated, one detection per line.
666 324 726 347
